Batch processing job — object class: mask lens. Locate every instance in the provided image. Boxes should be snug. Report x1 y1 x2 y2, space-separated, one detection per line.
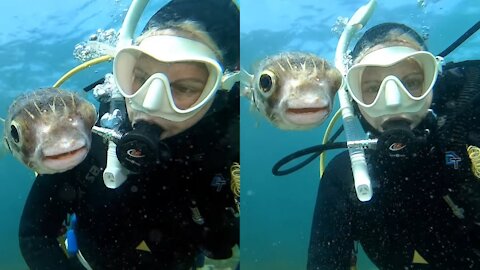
114 37 224 118
131 66 151 94
126 53 212 111
168 62 209 110
348 53 437 106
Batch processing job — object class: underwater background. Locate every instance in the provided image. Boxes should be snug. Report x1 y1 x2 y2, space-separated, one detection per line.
240 0 480 269
0 0 478 269
0 0 168 268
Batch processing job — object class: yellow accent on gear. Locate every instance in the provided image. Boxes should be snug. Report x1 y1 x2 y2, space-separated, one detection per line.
57 234 69 257
136 240 152 253
320 108 343 177
231 0 240 10
53 55 113 88
230 162 240 212
467 145 480 179
412 250 428 264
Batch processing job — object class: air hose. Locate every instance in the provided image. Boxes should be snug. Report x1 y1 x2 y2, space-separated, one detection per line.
273 142 347 176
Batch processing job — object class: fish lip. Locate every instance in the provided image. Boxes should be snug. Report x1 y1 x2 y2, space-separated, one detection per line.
283 106 330 126
41 146 89 172
286 107 327 114
40 142 89 173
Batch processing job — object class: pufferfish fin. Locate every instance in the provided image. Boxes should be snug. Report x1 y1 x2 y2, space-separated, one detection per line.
0 117 9 158
240 69 255 101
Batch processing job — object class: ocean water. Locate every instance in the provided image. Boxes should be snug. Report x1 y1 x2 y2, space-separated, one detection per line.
0 0 167 268
0 0 479 269
240 0 480 269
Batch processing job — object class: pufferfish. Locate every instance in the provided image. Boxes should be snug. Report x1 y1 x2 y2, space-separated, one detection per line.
243 52 342 130
2 88 97 174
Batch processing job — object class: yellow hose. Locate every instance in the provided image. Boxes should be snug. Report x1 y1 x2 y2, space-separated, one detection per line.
320 109 343 177
53 55 113 88
467 145 480 179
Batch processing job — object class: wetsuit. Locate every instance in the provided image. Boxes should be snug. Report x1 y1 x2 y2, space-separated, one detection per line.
308 63 480 269
19 86 239 270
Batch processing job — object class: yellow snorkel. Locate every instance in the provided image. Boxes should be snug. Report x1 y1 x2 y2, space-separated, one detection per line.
334 0 377 202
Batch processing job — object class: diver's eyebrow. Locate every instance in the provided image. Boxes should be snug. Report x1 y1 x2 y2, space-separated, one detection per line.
133 67 149 77
171 78 207 85
362 79 382 84
402 72 424 79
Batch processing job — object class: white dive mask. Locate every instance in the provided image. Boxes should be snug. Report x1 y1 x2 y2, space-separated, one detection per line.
114 35 223 122
346 46 443 131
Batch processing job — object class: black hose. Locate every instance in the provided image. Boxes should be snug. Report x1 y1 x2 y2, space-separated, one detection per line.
83 77 105 92
438 21 480 58
272 142 347 176
444 60 480 70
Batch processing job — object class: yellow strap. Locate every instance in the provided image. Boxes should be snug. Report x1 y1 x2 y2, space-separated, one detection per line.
412 250 428 264
230 162 240 214
135 240 152 253
467 145 480 179
231 0 239 10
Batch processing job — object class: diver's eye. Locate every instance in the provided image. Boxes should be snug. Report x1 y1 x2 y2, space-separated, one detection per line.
10 124 20 143
258 70 276 95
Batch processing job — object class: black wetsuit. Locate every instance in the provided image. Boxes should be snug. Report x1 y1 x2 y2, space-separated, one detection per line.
308 63 480 269
19 86 239 270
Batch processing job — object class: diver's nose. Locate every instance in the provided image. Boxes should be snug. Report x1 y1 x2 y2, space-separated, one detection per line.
143 78 166 111
384 79 401 108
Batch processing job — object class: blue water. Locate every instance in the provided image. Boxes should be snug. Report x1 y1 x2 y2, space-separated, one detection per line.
0 0 479 269
0 0 167 268
240 0 480 269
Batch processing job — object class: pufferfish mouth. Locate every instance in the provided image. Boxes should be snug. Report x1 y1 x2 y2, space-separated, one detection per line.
284 106 330 125
286 107 327 114
44 146 87 161
41 143 89 172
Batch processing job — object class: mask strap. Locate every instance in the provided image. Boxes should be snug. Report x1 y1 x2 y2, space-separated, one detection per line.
221 71 240 91
436 56 445 74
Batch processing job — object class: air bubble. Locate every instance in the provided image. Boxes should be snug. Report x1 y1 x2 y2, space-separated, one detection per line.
331 16 349 36
73 28 119 62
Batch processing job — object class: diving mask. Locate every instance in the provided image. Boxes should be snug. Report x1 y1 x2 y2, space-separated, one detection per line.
346 46 443 131
114 35 223 122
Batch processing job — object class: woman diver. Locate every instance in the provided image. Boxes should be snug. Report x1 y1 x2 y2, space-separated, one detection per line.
19 0 240 269
308 22 480 269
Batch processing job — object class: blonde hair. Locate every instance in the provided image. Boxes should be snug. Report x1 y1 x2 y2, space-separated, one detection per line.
353 26 426 65
136 20 224 63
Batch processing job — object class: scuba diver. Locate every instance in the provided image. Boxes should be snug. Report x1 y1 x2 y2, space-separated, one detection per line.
18 0 239 269
307 22 480 269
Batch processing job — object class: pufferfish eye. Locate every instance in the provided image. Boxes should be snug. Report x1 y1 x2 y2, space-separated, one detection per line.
10 121 20 144
258 70 276 95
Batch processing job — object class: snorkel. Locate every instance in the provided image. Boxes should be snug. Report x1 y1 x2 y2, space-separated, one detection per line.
335 0 377 201
94 0 150 189
116 0 150 50
271 0 377 201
